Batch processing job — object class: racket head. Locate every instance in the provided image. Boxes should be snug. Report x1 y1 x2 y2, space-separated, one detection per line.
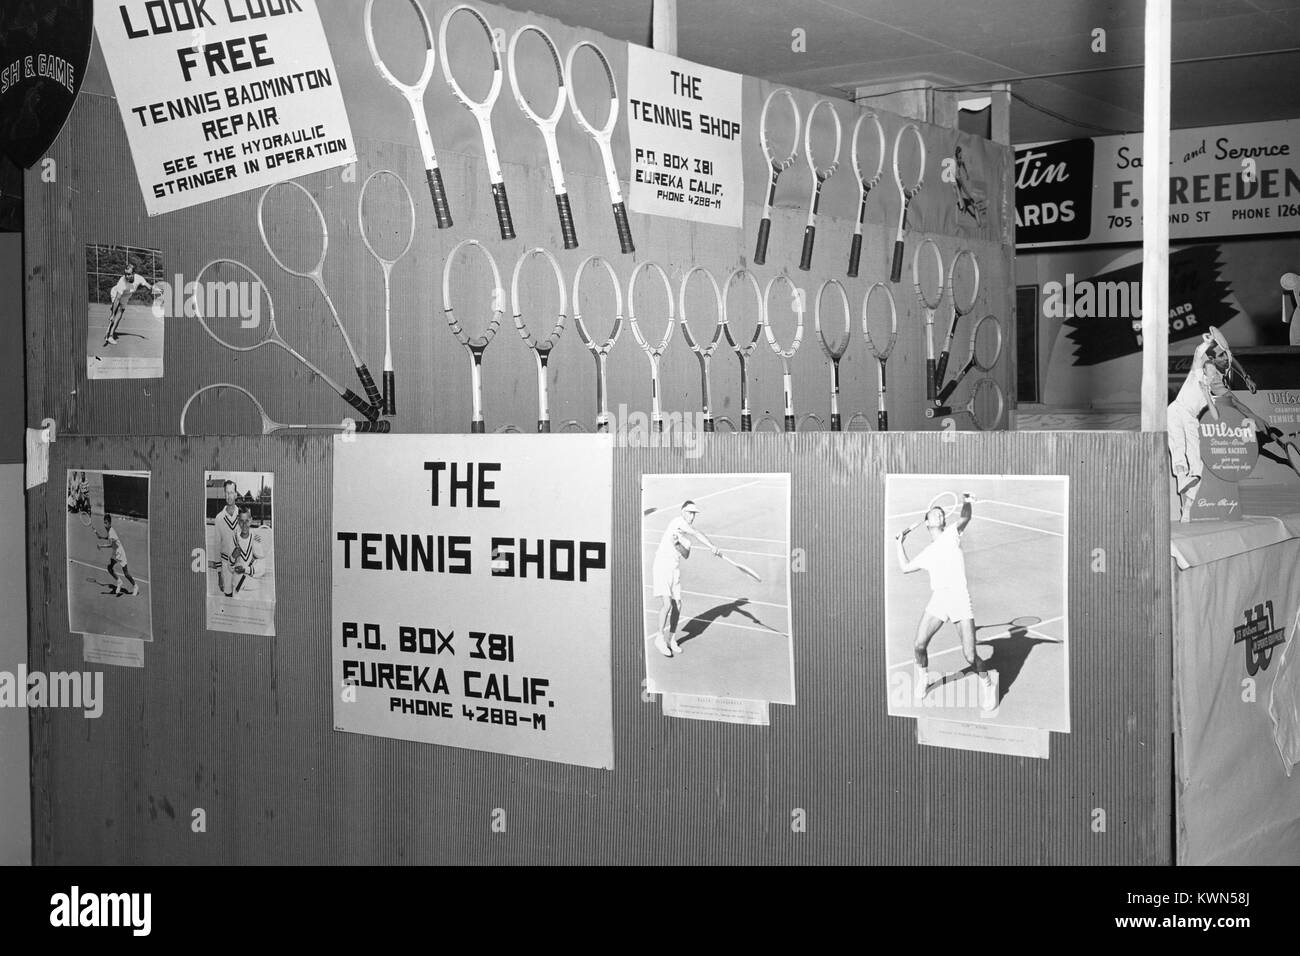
358 169 416 265
893 122 926 196
80 511 92 527
678 265 725 356
180 383 279 435
442 238 504 348
814 278 852 360
257 180 328 280
363 0 437 94
626 260 675 354
510 247 567 350
804 98 843 178
947 248 980 315
862 281 899 361
192 259 278 353
438 3 503 110
759 88 801 170
572 254 624 352
762 273 805 359
507 24 565 127
722 268 764 355
912 237 944 310
970 314 1004 372
969 376 1006 430
924 490 960 528
564 40 618 137
851 109 886 187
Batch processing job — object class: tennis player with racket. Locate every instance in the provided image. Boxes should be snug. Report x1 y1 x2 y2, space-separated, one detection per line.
895 492 997 711
103 262 162 347
650 500 725 659
96 513 140 597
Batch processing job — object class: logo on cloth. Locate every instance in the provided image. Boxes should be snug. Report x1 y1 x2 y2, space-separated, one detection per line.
1233 600 1287 676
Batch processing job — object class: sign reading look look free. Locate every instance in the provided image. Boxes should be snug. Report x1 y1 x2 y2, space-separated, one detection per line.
95 0 355 216
332 436 614 769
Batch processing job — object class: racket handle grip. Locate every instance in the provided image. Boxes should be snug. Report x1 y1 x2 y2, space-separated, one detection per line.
383 370 395 417
754 218 771 265
847 233 862 278
492 181 516 241
353 419 391 433
878 410 888 432
612 201 634 255
537 420 551 433
925 358 936 402
471 420 486 434
741 413 752 433
342 388 379 422
595 420 609 433
784 414 796 432
830 413 841 431
890 240 904 282
703 418 714 433
554 193 579 250
937 378 957 405
925 405 951 419
934 352 949 387
798 225 815 272
357 364 383 411
426 168 453 229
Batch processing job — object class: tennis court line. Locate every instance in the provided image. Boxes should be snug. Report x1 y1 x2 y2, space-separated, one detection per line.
69 557 151 586
642 582 788 610
705 533 787 544
886 614 1066 670
643 608 787 638
978 498 1065 517
640 540 784 560
976 514 1064 538
644 479 767 517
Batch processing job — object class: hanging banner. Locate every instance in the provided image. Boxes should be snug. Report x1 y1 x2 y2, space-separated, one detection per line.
626 45 743 228
1016 119 1300 248
94 0 356 216
332 435 614 769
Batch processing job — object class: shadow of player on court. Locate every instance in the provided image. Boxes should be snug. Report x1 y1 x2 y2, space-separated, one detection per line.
678 598 773 649
956 616 1062 697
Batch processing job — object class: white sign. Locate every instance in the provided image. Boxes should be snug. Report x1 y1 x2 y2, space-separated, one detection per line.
332 435 614 769
94 0 356 216
625 45 743 228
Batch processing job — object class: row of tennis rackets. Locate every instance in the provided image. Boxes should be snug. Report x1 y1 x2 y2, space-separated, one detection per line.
756 89 925 281
365 0 633 253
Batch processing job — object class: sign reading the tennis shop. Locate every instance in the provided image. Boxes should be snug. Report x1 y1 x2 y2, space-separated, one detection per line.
625 45 743 228
94 0 355 216
331 435 614 769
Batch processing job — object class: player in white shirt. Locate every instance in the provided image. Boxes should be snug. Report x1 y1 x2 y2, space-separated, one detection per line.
896 493 996 710
650 500 723 658
215 480 241 597
104 262 161 347
96 513 139 596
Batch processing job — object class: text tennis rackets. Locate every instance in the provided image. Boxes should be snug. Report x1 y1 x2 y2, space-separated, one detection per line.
567 40 634 254
442 239 504 433
799 99 842 273
358 169 415 417
180 383 388 434
439 3 514 241
890 123 926 283
899 490 960 538
847 109 885 278
508 24 577 249
936 313 1003 405
511 247 567 433
763 273 805 432
257 181 383 412
934 248 979 389
927 377 1005 431
572 255 624 432
912 237 944 403
862 281 898 432
192 259 378 423
723 268 764 432
754 88 799 266
719 553 762 582
363 0 453 228
678 266 725 432
815 279 852 431
627 260 675 434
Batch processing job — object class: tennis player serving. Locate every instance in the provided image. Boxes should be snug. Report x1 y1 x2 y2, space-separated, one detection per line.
104 262 162 348
895 493 997 711
650 501 723 658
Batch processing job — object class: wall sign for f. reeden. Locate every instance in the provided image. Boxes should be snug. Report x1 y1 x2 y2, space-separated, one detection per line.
94 0 356 216
332 435 614 770
625 45 743 228
1015 119 1300 248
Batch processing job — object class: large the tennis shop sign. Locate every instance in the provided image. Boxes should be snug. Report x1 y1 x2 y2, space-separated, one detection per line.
331 435 614 769
1015 119 1300 248
94 0 356 216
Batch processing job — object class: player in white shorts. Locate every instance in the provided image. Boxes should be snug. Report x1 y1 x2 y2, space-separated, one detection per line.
896 493 996 710
104 262 162 347
650 500 723 658
96 513 139 596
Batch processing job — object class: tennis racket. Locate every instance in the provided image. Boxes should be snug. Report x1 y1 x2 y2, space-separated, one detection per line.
936 312 1003 405
723 268 764 432
511 247 567 433
439 3 514 241
678 266 725 432
1208 325 1257 393
890 123 926 283
934 248 979 389
912 237 945 403
193 259 379 423
862 281 898 432
799 99 842 273
257 181 383 412
358 169 415 417
927 377 1005 431
628 261 675 434
508 24 576 249
180 383 387 434
847 109 885 278
763 274 805 432
80 512 92 527
814 278 852 431
754 88 800 266
898 490 961 538
719 553 762 582
572 255 624 432
363 0 453 228
566 40 633 254
442 239 505 433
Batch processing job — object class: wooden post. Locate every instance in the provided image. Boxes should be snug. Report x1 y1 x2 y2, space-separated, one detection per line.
1141 0 1171 432
651 0 677 55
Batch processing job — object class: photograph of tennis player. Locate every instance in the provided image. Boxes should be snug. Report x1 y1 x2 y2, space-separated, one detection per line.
85 243 165 379
641 473 794 705
884 474 1069 732
204 471 276 637
65 469 153 642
